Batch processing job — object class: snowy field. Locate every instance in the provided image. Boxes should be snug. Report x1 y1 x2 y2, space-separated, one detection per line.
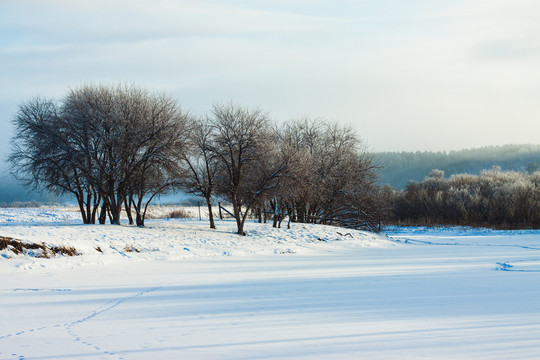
1 207 540 359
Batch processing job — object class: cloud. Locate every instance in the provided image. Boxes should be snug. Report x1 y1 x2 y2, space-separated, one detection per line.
473 37 540 62
1 0 540 153
0 0 343 48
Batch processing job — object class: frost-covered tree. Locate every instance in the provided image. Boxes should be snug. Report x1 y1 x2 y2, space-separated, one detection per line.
391 167 540 228
271 118 381 230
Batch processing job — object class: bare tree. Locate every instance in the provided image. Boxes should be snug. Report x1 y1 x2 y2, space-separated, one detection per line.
124 91 189 226
182 117 219 229
10 84 189 226
210 103 285 235
274 118 381 230
9 97 100 224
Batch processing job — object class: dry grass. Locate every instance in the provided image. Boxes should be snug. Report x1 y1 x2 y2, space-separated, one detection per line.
49 245 78 256
1 236 79 258
167 208 191 219
143 205 193 219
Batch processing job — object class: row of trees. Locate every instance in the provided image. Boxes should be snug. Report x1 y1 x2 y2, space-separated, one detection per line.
10 84 382 234
183 112 384 234
388 168 540 228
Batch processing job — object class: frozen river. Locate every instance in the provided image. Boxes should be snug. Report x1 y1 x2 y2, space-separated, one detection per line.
1 214 540 359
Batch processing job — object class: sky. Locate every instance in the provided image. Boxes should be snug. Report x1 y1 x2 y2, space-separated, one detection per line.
1 0 540 159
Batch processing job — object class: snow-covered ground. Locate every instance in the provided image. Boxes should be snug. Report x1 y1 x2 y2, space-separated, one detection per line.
1 207 540 359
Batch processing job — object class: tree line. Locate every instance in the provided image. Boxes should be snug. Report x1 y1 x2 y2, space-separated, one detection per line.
386 168 540 229
375 145 540 189
10 84 381 234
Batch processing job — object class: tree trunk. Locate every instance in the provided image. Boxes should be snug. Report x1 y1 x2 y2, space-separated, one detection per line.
206 196 216 229
108 195 123 225
296 204 305 224
91 193 100 224
136 212 144 227
76 192 89 224
278 208 287 228
239 206 251 236
231 193 243 235
134 196 145 226
98 200 108 224
85 192 92 225
115 197 124 225
125 197 134 225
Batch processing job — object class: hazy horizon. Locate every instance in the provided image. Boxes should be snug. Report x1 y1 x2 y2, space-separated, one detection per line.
1 142 539 204
1 0 540 158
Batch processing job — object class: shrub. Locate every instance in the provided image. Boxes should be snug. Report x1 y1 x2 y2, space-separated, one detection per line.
389 169 540 229
168 208 191 219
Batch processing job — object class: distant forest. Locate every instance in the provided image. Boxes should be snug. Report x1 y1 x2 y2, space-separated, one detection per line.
374 144 540 189
4 144 540 206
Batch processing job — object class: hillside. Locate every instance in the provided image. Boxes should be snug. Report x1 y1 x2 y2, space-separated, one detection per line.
374 144 540 189
0 206 386 264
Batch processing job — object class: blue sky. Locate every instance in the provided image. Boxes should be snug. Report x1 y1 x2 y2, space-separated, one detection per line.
1 0 539 161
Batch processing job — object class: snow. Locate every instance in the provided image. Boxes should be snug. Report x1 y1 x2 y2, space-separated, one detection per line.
1 207 540 359
0 206 386 268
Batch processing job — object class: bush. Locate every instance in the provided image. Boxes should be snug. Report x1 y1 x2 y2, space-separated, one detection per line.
168 208 191 219
390 169 540 229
